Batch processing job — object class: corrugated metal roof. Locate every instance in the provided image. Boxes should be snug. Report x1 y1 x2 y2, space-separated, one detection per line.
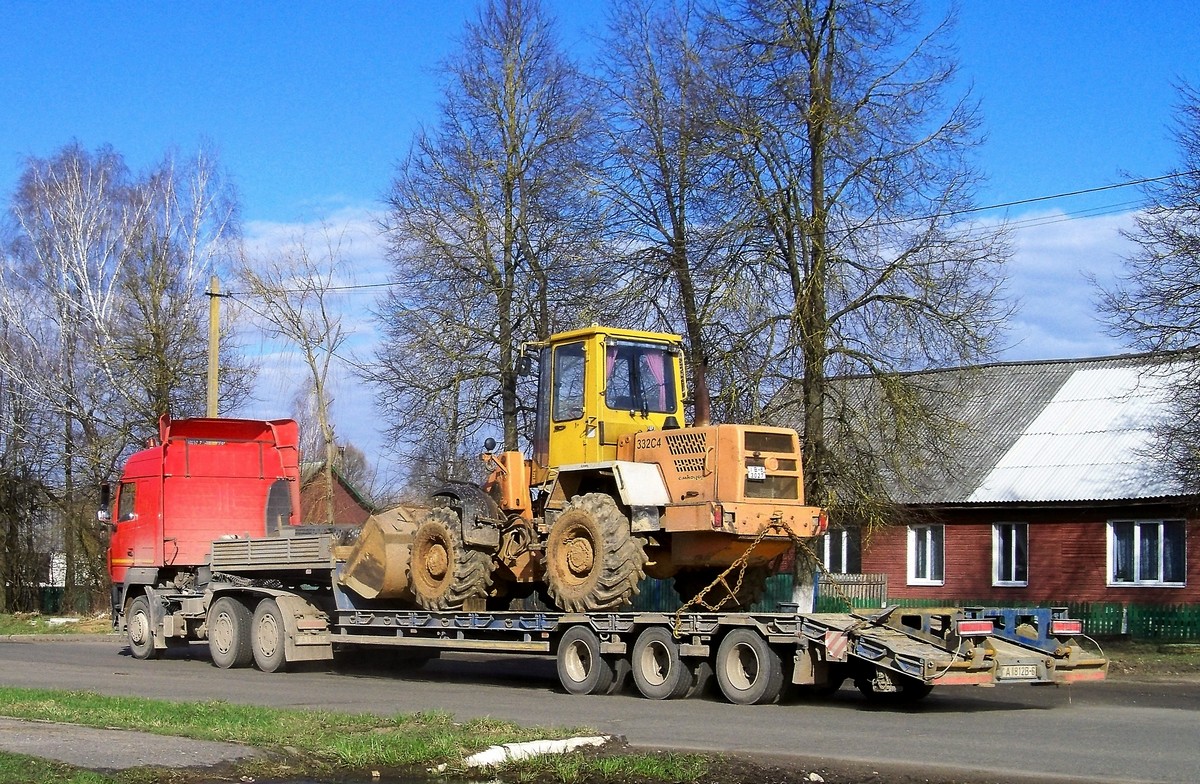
967 365 1181 503
775 352 1193 506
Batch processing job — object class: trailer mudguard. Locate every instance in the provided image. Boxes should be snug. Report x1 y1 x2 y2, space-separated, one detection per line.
432 483 504 548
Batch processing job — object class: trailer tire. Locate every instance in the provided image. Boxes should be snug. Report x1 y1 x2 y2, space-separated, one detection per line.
631 626 693 700
126 595 158 661
556 626 616 695
208 596 253 669
252 598 288 673
715 628 785 705
546 493 646 612
410 507 493 611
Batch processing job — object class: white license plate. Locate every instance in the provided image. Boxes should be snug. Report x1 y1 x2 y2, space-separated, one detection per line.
746 465 766 481
1000 664 1039 679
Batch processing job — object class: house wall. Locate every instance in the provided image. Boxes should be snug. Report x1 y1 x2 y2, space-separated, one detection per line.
300 474 371 526
862 503 1200 604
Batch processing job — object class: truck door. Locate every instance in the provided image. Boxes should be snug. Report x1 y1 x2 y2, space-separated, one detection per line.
108 480 158 576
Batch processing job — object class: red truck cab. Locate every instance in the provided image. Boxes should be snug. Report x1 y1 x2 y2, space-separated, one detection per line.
107 416 302 597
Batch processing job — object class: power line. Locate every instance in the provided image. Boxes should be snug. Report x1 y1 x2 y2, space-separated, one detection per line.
222 168 1199 298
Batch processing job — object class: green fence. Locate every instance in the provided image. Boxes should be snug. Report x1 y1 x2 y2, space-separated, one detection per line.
880 597 1200 641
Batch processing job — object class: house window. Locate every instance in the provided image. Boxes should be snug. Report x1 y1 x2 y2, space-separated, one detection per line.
907 524 944 585
1109 520 1186 586
820 528 861 574
993 523 1028 586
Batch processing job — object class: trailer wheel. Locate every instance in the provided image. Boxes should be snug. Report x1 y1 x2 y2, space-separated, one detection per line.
410 507 493 611
252 598 288 673
631 626 693 699
208 596 253 669
126 595 158 660
556 626 616 695
546 493 647 612
715 628 785 705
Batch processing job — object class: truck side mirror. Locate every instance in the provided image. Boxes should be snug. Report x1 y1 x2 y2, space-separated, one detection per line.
97 483 111 525
517 355 534 377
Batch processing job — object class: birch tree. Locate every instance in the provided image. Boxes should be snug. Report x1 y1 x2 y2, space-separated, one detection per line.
238 228 351 525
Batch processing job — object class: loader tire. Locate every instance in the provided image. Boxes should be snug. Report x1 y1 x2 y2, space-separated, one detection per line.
673 565 770 610
409 507 492 611
545 493 647 613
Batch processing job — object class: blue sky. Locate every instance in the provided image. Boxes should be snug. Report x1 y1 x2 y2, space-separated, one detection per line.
2 1 1199 480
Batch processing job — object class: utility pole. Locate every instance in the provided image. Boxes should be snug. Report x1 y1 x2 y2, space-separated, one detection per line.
206 275 220 417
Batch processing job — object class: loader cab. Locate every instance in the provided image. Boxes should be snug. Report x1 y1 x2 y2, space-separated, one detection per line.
532 326 687 469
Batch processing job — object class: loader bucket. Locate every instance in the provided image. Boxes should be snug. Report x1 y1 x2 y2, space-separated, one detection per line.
339 510 417 600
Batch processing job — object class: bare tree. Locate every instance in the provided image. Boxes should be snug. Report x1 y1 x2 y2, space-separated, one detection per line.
237 228 351 525
1099 82 1200 490
598 0 744 424
713 0 1011 514
375 0 604 470
0 142 251 609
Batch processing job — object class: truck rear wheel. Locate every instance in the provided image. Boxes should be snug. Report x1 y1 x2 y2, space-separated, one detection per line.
631 626 693 699
715 628 785 705
126 595 157 660
546 493 646 612
410 507 492 611
556 626 616 695
252 598 288 673
208 596 253 669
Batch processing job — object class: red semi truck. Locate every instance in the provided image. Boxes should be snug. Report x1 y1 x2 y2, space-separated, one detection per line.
104 416 1107 705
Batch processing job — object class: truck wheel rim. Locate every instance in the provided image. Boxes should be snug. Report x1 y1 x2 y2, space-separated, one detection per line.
638 641 670 686
129 611 150 647
726 642 760 691
564 640 591 682
258 615 279 658
212 613 233 654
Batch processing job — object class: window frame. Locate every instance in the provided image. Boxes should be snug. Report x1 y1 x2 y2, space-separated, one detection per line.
1107 519 1187 587
906 524 945 586
992 522 1029 587
820 528 861 574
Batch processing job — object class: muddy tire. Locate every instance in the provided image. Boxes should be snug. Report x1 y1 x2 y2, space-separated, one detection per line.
673 565 770 610
545 493 646 612
409 507 492 611
126 594 158 660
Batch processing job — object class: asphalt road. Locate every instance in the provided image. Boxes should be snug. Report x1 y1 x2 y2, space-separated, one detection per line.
0 636 1196 784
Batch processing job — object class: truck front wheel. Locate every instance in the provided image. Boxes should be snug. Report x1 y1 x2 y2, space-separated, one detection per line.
126 595 157 661
208 596 253 669
546 494 647 612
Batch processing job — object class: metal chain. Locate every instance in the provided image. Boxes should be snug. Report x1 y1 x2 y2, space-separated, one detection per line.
670 522 856 637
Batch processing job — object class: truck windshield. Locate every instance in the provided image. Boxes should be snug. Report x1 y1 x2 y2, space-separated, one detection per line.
604 341 677 414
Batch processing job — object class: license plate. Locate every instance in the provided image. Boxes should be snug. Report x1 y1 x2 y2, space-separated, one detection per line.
746 465 766 481
1000 664 1039 679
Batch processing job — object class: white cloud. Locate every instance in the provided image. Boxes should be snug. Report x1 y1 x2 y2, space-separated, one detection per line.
998 209 1136 361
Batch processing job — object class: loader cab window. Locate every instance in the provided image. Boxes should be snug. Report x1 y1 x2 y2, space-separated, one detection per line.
552 342 586 421
116 482 137 522
604 341 677 414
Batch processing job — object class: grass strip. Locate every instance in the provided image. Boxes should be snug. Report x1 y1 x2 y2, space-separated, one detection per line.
0 687 709 782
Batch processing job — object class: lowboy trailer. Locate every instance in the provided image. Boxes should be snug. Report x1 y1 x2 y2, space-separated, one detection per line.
124 530 1107 705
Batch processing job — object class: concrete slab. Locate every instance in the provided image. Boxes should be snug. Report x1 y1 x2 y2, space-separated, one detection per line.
0 717 259 771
